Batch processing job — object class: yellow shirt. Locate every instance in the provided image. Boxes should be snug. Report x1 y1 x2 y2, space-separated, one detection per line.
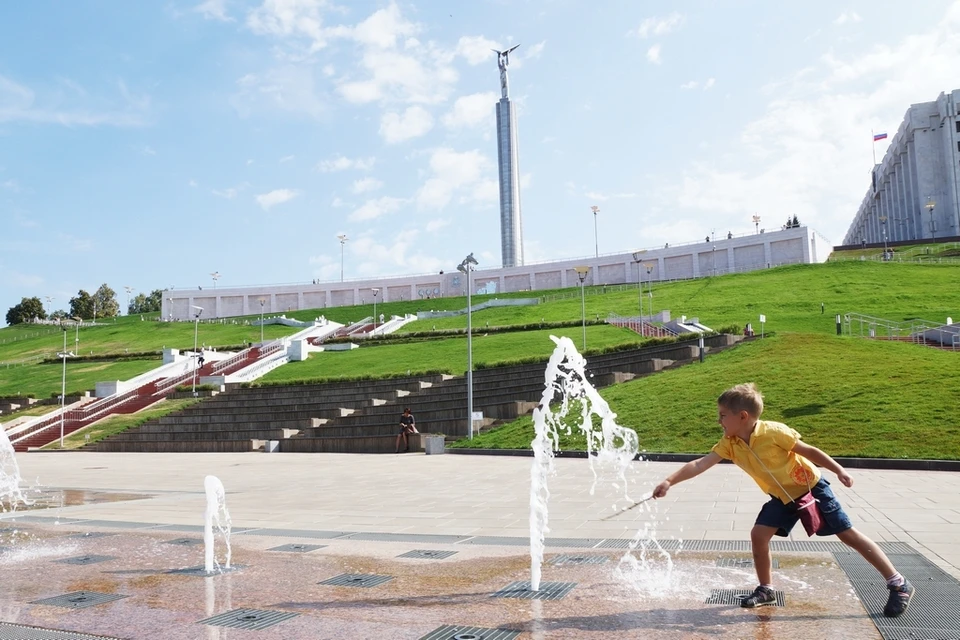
712 420 821 504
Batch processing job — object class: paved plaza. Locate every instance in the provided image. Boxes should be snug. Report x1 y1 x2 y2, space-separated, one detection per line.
0 452 958 639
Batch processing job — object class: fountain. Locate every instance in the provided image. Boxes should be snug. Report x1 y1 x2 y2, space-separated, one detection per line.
203 475 232 574
529 335 643 590
0 424 29 512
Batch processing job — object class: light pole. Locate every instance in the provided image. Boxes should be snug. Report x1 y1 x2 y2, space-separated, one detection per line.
631 251 645 318
124 286 133 315
752 214 761 234
574 266 590 351
879 216 888 257
57 319 78 448
258 298 265 344
590 206 600 258
457 253 478 439
337 234 348 282
644 263 655 320
926 199 936 241
211 271 220 289
166 297 173 321
372 288 380 331
191 305 204 396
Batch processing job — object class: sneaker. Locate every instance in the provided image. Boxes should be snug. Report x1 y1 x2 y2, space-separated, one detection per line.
884 580 914 617
740 585 777 608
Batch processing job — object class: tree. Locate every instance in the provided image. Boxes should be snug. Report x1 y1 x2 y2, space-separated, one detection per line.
791 214 800 228
93 284 120 319
49 309 68 321
69 290 94 320
5 297 47 325
128 289 163 314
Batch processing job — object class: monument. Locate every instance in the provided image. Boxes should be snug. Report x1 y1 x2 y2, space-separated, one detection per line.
494 45 524 268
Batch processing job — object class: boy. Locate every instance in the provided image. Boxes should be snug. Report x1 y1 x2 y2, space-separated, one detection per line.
652 383 913 616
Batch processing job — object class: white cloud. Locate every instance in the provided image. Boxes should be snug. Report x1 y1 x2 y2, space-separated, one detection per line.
584 191 637 202
834 11 862 25
0 74 150 127
194 0 232 21
379 105 434 143
349 230 447 277
213 187 238 199
188 179 198 187
255 188 299 210
680 80 698 90
331 196 346 207
646 45 662 64
351 177 383 194
1 179 19 192
316 154 375 172
669 2 960 242
246 0 328 51
416 148 493 210
703 77 716 90
525 41 546 60
348 195 406 221
141 145 156 156
232 67 326 119
425 218 450 233
348 2 418 49
456 35 499 65
279 154 295 163
0 268 43 288
442 92 498 129
634 12 684 38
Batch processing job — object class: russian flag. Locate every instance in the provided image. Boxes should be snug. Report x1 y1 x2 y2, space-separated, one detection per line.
873 132 888 141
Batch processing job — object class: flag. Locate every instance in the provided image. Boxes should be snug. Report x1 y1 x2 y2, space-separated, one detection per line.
873 132 888 141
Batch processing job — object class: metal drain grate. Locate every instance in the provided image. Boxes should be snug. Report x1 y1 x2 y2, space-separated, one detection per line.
166 565 243 577
163 537 203 546
398 549 458 560
343 532 469 544
418 625 521 640
54 555 116 565
268 543 326 553
705 588 785 607
65 532 116 539
30 591 129 610
833 551 960 640
319 573 394 588
491 581 576 601
457 536 528 547
197 608 299 631
596 538 681 550
716 557 779 569
0 621 124 639
548 554 609 566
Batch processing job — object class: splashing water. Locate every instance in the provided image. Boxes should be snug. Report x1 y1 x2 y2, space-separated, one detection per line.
0 425 30 512
529 335 643 591
203 475 232 574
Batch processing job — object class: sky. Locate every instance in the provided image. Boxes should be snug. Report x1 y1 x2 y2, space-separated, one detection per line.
3 0 960 321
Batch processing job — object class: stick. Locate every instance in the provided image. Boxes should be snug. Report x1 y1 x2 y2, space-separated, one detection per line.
601 493 654 521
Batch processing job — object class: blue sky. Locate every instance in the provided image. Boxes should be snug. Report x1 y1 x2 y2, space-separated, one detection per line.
2 0 959 320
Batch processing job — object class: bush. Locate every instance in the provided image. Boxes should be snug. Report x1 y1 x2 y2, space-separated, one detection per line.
241 368 454 388
174 384 219 393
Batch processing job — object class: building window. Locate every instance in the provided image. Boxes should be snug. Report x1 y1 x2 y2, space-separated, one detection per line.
956 119 960 133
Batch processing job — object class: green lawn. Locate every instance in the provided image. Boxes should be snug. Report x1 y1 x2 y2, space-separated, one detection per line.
0 359 160 399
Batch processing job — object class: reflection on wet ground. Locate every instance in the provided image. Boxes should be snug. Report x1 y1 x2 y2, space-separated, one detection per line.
2 489 154 512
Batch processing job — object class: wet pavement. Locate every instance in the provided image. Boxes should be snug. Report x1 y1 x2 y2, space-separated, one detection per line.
0 452 957 639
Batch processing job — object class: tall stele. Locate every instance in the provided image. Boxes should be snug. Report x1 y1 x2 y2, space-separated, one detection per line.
494 45 524 268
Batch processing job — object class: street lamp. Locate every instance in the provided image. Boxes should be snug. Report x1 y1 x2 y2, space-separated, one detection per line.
191 305 204 396
337 234 348 282
124 286 134 316
457 253 478 440
57 319 78 448
258 298 266 344
926 199 936 241
371 288 380 331
574 266 590 351
590 206 600 258
631 251 646 319
752 214 761 234
643 263 655 320
879 216 888 256
210 272 220 289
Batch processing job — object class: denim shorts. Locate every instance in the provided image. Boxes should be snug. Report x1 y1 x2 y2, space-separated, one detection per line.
755 478 853 537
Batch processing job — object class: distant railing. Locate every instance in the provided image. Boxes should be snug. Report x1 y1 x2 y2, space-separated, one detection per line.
843 313 956 348
606 314 677 338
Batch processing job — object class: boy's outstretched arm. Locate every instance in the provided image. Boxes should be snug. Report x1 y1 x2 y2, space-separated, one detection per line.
653 452 722 498
792 441 853 487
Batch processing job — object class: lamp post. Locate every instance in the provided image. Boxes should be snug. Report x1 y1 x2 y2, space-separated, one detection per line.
57 319 78 448
191 305 204 396
574 266 590 351
166 297 173 322
258 298 265 344
644 263 655 320
631 251 645 319
926 199 937 241
337 234 348 282
210 272 220 290
124 286 134 316
372 288 380 331
752 214 761 234
590 206 600 258
879 216 888 257
457 253 478 439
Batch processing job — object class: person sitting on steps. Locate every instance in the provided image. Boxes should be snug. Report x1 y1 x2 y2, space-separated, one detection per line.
395 407 418 453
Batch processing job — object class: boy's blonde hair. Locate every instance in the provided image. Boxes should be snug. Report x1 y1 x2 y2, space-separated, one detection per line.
717 383 764 417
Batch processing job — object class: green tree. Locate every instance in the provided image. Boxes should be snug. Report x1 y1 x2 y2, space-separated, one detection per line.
93 284 120 319
5 297 47 325
128 289 163 314
69 290 94 320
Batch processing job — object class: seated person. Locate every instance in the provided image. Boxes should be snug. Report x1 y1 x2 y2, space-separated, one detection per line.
395 408 418 453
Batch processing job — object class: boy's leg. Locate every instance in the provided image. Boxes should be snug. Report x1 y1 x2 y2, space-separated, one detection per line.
835 527 896 577
750 525 778 585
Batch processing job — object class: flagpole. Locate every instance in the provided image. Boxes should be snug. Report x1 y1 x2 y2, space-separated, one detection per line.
871 129 876 165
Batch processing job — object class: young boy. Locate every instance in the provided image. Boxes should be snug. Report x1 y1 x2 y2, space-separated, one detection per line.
652 383 913 616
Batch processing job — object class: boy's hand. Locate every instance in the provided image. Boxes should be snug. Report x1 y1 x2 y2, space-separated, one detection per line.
837 470 853 487
652 480 671 498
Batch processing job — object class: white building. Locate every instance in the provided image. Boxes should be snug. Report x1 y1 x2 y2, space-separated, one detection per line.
845 89 960 245
162 226 831 321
